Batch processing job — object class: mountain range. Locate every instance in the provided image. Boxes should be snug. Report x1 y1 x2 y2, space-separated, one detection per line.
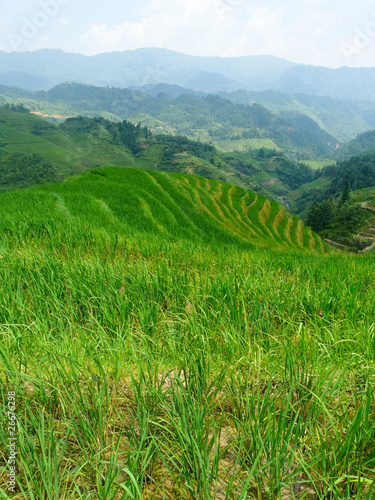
2 48 375 101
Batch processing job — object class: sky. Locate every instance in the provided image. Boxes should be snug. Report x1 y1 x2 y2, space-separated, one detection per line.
1 0 375 68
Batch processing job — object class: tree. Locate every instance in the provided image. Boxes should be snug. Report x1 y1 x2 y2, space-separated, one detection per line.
306 202 322 232
306 198 335 232
340 180 350 205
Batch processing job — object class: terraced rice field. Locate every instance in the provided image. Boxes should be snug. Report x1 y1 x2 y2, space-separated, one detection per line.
4 167 375 500
30 168 328 253
0 166 324 253
173 174 326 252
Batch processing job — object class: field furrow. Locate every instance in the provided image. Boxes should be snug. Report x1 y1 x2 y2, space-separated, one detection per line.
258 200 276 241
226 186 258 236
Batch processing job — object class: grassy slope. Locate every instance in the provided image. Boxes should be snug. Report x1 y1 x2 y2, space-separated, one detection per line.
1 168 375 499
214 137 281 152
0 108 134 178
303 159 334 170
0 167 322 253
0 108 311 205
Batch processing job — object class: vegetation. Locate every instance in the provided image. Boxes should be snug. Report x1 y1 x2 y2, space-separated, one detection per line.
336 131 375 160
325 151 375 196
0 107 136 183
0 106 330 206
304 177 375 252
1 166 375 499
306 198 367 242
0 84 339 159
228 89 375 142
1 79 375 498
0 150 55 191
291 151 375 223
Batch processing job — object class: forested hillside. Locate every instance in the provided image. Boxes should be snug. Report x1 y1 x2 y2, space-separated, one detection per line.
226 89 375 142
0 84 338 159
0 106 319 202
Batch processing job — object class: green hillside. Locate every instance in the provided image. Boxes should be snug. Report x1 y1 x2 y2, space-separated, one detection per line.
335 130 375 160
0 107 135 188
1 166 375 498
0 107 322 206
0 83 339 159
0 167 324 253
227 89 375 142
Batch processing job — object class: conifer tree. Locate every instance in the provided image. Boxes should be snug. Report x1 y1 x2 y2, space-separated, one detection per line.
340 181 350 205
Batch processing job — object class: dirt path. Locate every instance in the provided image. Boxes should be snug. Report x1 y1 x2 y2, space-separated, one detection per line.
31 111 75 120
324 238 348 250
261 177 279 186
361 201 375 211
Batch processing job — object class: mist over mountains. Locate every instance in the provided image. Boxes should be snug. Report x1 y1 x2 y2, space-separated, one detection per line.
2 48 375 101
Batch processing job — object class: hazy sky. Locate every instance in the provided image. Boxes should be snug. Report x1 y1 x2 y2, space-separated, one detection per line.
1 0 375 68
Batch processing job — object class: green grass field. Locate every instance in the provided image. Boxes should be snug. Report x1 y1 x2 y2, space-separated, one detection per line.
0 167 374 499
0 108 135 180
302 160 334 170
214 138 281 152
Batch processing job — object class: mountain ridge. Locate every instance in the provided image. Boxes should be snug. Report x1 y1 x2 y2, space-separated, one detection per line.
2 48 375 101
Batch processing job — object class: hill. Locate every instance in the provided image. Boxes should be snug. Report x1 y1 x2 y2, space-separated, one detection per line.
4 81 375 146
0 106 327 208
0 84 339 160
0 166 325 253
0 106 136 188
335 130 375 160
226 89 375 142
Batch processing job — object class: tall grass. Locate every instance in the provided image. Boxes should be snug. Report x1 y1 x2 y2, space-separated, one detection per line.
0 167 374 498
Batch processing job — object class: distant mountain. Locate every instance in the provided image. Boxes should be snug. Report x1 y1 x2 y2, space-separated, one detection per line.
273 65 375 101
2 48 375 101
0 71 50 91
186 72 243 93
225 89 375 141
0 48 295 92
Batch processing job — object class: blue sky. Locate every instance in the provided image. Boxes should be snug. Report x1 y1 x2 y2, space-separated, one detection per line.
1 0 375 68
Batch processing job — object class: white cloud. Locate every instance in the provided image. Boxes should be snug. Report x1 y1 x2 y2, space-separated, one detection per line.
64 0 375 68
80 0 248 56
79 0 350 66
